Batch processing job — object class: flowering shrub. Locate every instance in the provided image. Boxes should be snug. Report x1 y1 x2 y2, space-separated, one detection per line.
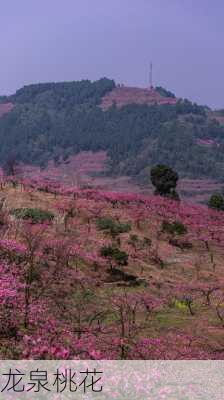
0 174 223 360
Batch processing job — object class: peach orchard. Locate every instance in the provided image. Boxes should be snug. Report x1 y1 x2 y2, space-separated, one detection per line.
0 171 224 360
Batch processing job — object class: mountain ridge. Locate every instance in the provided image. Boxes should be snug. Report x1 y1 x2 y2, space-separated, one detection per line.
0 78 223 186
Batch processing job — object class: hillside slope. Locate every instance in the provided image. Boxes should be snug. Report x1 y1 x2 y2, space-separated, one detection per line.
0 176 224 359
0 103 13 117
0 78 224 182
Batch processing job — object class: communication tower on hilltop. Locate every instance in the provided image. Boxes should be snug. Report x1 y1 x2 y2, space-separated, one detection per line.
149 62 153 89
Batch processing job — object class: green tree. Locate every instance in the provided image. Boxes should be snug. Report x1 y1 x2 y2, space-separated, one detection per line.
162 220 187 235
100 245 128 268
150 164 179 199
96 217 131 239
208 194 224 211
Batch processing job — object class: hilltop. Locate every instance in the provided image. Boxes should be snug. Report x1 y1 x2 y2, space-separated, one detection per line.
0 175 224 359
0 78 224 194
100 85 177 110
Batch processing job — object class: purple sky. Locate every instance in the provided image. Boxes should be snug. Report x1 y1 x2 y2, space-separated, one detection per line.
0 0 223 108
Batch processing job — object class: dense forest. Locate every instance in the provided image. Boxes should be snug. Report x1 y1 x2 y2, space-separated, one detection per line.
1 78 224 180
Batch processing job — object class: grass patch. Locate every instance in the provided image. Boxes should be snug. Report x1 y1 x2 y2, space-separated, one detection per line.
155 310 189 329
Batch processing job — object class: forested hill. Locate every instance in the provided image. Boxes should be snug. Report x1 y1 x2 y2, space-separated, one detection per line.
0 77 224 181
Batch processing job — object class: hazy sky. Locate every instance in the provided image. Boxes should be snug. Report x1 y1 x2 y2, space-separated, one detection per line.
0 0 223 108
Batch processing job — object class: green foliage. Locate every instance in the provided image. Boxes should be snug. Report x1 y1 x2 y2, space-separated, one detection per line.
155 86 175 98
162 220 187 235
10 207 54 224
150 164 179 198
100 245 128 266
174 299 188 311
208 193 224 211
0 78 224 180
129 234 138 242
143 237 152 247
96 217 131 237
128 234 152 251
11 78 115 107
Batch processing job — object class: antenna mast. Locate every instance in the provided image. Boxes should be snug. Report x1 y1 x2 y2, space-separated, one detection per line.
150 62 153 89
